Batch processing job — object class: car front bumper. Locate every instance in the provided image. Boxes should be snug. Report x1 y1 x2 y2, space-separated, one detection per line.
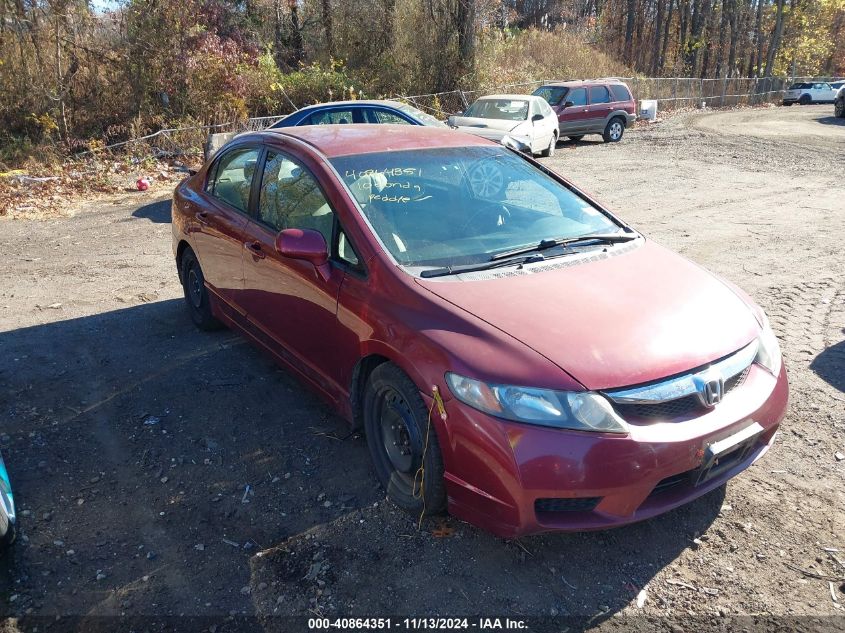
433 363 788 537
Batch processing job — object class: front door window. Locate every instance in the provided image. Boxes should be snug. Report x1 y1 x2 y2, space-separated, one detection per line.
257 152 335 243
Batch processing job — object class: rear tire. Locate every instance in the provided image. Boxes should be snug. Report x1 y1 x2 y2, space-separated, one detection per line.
568 135 585 141
541 133 557 157
602 117 625 143
835 99 845 118
180 249 222 331
798 94 811 105
363 363 446 516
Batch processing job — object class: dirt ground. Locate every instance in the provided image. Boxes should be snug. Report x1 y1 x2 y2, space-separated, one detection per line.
0 104 843 632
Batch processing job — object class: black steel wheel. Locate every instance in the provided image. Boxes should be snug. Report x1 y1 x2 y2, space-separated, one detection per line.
180 249 222 331
363 363 446 515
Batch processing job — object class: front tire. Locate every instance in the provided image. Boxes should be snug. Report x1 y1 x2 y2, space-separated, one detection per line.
835 99 845 118
180 249 222 331
602 117 625 143
363 363 446 516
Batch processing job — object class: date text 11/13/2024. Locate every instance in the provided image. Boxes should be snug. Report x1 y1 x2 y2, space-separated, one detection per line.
308 617 528 630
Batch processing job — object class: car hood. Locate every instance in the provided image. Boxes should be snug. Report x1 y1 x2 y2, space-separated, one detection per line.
415 240 760 390
448 116 528 134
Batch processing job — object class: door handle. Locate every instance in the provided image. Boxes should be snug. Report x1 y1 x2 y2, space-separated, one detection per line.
245 241 266 259
196 211 210 225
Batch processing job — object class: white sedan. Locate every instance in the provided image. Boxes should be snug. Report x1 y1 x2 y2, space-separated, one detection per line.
448 94 560 157
782 82 838 105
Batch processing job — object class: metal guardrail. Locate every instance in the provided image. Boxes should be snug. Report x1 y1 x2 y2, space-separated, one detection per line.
82 75 843 160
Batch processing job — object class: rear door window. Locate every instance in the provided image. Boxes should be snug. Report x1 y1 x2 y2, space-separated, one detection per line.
307 109 356 125
567 88 587 106
589 86 611 104
609 84 631 102
209 147 260 213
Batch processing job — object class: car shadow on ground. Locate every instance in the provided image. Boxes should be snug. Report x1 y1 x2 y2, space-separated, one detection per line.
0 299 377 619
815 115 845 127
0 299 724 624
810 334 845 392
132 199 172 223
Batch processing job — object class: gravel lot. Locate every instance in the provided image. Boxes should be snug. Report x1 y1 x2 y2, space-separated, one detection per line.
0 105 843 631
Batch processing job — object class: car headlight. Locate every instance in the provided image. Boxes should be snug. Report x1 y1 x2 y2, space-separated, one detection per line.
445 373 628 433
754 314 782 376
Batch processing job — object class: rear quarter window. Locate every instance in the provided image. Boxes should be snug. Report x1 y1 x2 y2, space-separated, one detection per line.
609 84 632 102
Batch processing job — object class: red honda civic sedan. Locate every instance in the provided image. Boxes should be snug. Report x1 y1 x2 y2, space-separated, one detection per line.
171 125 788 537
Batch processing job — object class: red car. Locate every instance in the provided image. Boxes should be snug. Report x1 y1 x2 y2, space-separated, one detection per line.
172 125 787 537
533 79 637 143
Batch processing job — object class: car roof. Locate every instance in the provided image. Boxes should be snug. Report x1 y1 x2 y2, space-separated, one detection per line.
294 99 409 111
261 124 494 158
475 94 540 101
538 79 628 88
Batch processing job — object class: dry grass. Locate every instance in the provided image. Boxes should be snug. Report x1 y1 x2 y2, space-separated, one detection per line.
474 28 634 86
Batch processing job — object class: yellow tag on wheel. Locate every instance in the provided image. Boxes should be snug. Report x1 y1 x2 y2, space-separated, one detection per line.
432 386 447 421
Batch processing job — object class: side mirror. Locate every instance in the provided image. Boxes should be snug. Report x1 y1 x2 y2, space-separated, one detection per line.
531 113 544 123
562 101 575 109
274 228 331 280
447 115 457 127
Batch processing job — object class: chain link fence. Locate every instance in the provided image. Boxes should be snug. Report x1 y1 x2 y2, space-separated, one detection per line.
82 75 842 162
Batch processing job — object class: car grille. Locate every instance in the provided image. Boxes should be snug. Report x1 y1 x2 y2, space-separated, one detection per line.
535 497 601 514
613 365 750 420
614 394 702 420
604 338 755 423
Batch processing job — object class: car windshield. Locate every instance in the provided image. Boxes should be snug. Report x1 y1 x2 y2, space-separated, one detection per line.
395 103 448 127
464 99 530 121
331 146 622 270
533 86 568 105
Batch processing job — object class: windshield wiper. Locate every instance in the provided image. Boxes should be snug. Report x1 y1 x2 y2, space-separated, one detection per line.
490 232 637 261
420 254 547 279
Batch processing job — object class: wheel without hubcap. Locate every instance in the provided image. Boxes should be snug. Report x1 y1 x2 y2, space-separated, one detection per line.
180 249 222 331
363 363 446 515
836 99 845 118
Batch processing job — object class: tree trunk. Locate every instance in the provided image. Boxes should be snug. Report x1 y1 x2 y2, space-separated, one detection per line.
764 0 785 77
714 0 728 77
700 0 719 77
624 0 636 65
456 0 476 73
726 0 738 77
660 0 675 73
320 0 333 58
754 0 763 77
288 0 304 67
652 0 665 75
